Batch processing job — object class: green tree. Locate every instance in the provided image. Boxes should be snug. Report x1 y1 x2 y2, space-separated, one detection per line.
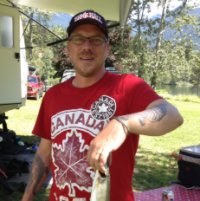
21 6 66 85
128 0 200 88
129 0 156 78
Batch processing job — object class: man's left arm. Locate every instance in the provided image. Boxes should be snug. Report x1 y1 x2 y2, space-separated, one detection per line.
121 99 183 136
87 99 183 173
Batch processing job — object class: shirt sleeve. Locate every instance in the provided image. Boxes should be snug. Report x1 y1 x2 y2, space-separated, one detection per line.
32 91 52 140
123 74 162 113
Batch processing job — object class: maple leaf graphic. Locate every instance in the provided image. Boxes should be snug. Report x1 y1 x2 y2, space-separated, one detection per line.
52 130 94 197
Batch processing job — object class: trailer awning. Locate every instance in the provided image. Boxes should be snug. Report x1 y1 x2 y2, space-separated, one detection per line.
11 0 132 26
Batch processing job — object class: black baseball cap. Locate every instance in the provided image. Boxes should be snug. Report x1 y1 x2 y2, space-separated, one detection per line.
67 10 108 39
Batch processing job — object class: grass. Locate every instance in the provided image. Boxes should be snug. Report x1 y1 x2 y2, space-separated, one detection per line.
6 99 42 137
133 95 200 191
0 94 200 199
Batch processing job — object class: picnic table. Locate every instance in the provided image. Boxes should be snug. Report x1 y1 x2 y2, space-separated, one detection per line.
135 184 200 201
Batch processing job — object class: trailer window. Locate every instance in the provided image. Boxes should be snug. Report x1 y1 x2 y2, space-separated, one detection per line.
0 16 13 48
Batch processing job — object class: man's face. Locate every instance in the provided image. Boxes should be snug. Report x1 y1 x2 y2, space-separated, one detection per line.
67 24 110 77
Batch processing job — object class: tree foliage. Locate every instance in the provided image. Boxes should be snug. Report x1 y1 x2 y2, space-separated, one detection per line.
126 0 200 87
21 6 66 85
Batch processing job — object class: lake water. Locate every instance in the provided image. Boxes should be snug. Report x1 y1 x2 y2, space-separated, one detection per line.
157 85 200 97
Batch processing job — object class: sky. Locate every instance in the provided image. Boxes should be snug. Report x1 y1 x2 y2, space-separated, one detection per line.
146 0 200 18
50 13 71 28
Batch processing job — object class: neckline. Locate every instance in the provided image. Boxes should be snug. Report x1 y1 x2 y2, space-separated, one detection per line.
69 71 109 91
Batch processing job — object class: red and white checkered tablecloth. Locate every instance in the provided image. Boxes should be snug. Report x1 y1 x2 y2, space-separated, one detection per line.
134 184 200 201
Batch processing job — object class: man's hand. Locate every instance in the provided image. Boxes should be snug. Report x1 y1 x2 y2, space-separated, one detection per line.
87 118 128 173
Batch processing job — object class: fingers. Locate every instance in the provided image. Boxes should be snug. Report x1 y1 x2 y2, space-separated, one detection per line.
87 118 127 173
87 144 111 174
98 148 110 173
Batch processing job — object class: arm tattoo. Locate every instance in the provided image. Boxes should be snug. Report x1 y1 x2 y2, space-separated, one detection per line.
138 103 167 126
25 154 49 195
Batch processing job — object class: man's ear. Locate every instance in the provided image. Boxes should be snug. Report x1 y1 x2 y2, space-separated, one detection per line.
63 47 68 55
105 42 110 57
66 43 70 53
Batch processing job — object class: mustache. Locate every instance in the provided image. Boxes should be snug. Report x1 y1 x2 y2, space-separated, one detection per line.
79 50 94 57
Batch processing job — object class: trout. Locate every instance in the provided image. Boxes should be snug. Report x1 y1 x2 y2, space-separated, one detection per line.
90 166 110 201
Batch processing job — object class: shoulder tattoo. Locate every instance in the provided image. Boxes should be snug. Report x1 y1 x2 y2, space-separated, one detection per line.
138 103 167 126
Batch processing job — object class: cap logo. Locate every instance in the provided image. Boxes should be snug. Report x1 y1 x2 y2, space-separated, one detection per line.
74 11 103 24
67 10 108 38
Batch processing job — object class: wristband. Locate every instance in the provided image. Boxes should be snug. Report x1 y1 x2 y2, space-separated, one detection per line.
113 116 129 135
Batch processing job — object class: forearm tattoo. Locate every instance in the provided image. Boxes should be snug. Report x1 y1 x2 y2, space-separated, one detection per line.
25 154 49 195
138 103 167 126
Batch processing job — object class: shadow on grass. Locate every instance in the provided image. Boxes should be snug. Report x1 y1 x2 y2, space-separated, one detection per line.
19 135 41 146
0 135 49 201
0 186 49 201
133 146 178 191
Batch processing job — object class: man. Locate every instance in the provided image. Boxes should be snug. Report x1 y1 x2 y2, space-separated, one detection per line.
21 10 183 201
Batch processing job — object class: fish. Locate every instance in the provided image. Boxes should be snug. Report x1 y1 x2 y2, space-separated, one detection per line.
90 166 110 201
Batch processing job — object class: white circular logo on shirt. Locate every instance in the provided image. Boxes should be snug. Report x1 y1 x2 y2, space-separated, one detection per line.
90 95 116 120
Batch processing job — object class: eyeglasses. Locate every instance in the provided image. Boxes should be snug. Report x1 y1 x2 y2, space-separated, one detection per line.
68 35 107 46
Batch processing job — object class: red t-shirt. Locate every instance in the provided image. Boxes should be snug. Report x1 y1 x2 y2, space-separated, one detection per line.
33 72 161 201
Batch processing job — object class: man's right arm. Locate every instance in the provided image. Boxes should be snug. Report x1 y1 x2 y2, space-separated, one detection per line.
21 138 52 201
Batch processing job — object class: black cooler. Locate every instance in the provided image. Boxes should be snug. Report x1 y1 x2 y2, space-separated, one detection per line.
177 145 200 188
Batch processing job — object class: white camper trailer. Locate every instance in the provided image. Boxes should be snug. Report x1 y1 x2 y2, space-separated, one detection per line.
0 1 28 114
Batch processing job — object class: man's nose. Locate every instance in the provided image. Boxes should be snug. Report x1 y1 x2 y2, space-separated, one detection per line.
82 39 93 47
